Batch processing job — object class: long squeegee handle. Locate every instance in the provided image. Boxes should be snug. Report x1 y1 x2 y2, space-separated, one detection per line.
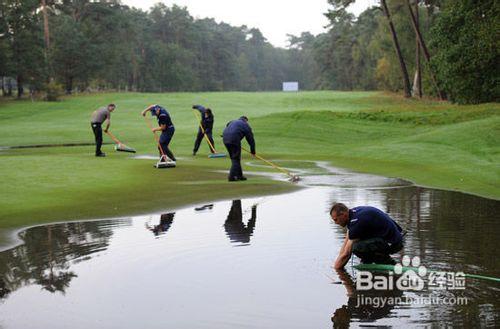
192 110 217 153
105 131 121 145
241 147 294 178
143 114 166 158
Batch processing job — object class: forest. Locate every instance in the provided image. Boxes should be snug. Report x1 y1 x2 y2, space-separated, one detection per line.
0 0 497 104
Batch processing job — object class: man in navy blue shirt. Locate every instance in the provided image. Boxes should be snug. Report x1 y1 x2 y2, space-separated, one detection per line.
330 203 404 269
192 104 215 155
141 104 176 161
222 116 255 181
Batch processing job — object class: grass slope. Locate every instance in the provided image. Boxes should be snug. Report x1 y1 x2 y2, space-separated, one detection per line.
0 91 498 236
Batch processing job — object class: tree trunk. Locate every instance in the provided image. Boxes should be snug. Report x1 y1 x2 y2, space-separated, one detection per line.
381 0 412 98
6 78 12 96
413 0 422 98
66 76 73 94
16 75 23 98
1 77 5 97
41 0 50 50
406 0 446 100
131 50 138 91
41 0 51 82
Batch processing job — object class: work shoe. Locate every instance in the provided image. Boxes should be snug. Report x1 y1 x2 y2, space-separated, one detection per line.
238 176 247 181
228 176 238 182
96 153 106 157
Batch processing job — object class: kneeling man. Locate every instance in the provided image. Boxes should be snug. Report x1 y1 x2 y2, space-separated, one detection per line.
330 203 404 269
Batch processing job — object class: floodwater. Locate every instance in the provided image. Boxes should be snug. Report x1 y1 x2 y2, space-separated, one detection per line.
0 164 499 328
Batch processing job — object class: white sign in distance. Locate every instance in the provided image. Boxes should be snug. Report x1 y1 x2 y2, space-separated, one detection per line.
282 82 299 92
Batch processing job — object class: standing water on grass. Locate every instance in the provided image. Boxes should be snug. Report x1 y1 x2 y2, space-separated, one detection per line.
0 166 498 328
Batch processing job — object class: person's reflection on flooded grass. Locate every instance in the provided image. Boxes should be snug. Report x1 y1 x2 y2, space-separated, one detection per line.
224 200 257 244
331 269 403 328
146 213 175 236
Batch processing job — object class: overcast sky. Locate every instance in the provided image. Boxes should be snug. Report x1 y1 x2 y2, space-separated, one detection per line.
122 0 376 48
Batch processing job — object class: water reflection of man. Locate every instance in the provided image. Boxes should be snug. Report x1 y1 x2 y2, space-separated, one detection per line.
332 269 403 327
330 203 404 269
224 200 256 244
146 213 175 236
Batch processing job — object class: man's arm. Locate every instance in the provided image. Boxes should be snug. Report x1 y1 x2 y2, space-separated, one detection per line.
192 105 205 114
141 104 155 117
334 233 355 269
104 111 111 133
151 123 167 132
245 127 256 155
104 118 111 133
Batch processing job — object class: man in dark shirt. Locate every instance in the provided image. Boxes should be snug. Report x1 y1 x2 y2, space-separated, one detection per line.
222 116 255 181
90 103 115 157
141 104 176 161
330 203 404 269
192 104 215 155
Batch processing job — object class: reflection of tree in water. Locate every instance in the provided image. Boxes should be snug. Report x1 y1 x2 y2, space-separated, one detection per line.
0 219 130 298
224 200 257 244
331 270 403 328
382 187 500 327
383 186 499 268
145 213 175 236
0 277 10 300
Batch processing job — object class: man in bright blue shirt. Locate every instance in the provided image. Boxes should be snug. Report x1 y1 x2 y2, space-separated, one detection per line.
330 203 404 269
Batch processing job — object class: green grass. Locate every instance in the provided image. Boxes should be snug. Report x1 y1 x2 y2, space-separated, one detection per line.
0 91 498 242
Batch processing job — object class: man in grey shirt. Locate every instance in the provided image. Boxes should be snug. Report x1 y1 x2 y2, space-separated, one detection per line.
90 104 115 157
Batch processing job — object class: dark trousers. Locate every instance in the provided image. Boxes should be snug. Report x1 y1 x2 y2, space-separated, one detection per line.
193 128 214 153
352 238 403 264
224 143 243 178
91 122 103 155
159 126 176 161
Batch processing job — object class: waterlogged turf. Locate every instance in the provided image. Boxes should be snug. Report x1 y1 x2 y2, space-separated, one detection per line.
0 91 498 235
0 169 498 328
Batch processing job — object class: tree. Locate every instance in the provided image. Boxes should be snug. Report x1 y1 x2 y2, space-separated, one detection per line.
327 0 412 96
405 0 446 99
411 0 423 97
0 2 13 96
50 15 94 93
429 0 499 104
2 0 45 98
380 0 412 97
287 32 320 89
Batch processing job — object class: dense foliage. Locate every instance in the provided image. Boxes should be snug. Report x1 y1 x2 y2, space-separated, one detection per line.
310 0 498 103
0 1 300 94
429 0 499 104
0 0 497 103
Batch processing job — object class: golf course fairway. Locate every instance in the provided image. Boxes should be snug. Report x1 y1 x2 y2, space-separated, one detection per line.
0 91 498 241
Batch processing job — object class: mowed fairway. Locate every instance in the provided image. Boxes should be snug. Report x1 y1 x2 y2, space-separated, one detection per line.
0 91 498 236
